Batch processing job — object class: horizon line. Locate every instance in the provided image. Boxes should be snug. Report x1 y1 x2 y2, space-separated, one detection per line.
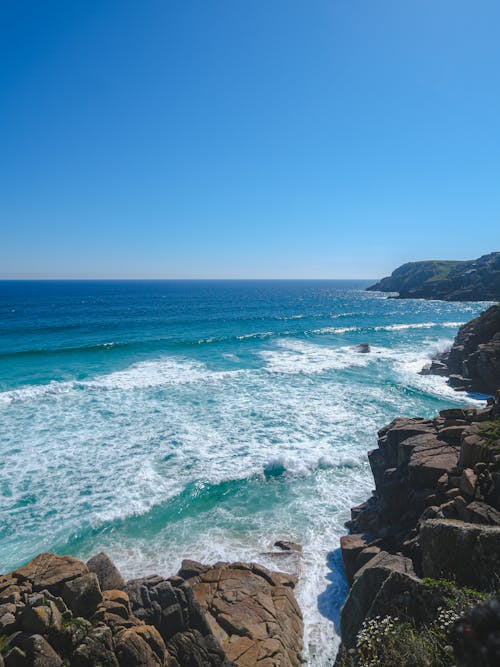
0 276 378 282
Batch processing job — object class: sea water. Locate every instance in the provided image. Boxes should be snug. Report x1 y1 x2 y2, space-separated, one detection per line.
0 280 491 664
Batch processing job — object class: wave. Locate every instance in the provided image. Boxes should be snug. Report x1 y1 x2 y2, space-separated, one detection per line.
0 320 466 362
0 357 241 405
312 321 464 335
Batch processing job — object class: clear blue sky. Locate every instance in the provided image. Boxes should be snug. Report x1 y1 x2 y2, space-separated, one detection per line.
1 0 500 279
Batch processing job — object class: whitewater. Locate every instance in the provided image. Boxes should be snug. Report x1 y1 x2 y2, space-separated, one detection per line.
0 280 491 665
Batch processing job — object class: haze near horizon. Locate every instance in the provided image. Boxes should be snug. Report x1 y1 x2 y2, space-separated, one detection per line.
2 0 500 279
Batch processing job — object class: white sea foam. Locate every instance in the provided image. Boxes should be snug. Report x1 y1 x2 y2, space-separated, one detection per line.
0 325 487 666
0 357 240 405
311 321 464 335
260 339 373 374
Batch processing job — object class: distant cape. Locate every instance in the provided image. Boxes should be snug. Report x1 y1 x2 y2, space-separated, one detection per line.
367 251 500 301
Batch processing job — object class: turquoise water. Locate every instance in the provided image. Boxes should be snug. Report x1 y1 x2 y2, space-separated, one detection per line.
0 280 490 663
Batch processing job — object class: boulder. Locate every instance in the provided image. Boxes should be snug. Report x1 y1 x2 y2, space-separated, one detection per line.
86 552 125 591
181 561 303 667
459 468 478 498
420 518 500 589
340 534 371 585
340 552 417 648
6 633 63 667
407 437 459 488
61 573 102 618
71 625 119 667
115 625 169 667
462 501 500 526
13 554 88 596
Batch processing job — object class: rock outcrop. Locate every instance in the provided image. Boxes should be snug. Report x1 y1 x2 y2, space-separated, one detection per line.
0 553 303 667
367 252 500 301
422 304 500 395
336 400 500 664
178 560 303 667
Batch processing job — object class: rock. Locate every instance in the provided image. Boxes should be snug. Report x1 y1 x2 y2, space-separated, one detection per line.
353 550 415 582
61 573 102 618
407 437 459 488
13 554 88 596
167 629 226 667
181 562 303 667
7 633 63 667
86 552 125 591
340 552 417 647
460 434 494 468
115 625 169 667
354 546 381 573
462 501 500 526
20 599 62 635
353 343 371 353
274 541 302 553
420 518 500 589
459 468 478 498
125 573 230 666
71 625 119 667
340 534 371 585
437 425 467 445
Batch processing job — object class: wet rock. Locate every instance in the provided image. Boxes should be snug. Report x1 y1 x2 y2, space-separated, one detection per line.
274 540 302 553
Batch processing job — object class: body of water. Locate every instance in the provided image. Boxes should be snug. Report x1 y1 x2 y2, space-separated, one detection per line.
0 280 490 664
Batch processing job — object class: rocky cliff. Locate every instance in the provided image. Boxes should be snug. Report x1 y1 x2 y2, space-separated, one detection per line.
335 402 500 665
367 252 500 301
0 551 303 666
422 303 500 394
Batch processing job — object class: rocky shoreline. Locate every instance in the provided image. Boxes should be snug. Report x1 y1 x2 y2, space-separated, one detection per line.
2 304 500 666
0 548 303 666
421 304 500 394
336 304 500 666
367 252 500 301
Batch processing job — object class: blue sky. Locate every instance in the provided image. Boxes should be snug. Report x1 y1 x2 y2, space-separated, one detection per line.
1 0 500 279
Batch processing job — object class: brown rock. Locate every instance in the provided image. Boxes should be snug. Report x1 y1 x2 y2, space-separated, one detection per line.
14 554 88 596
86 552 125 591
183 562 303 667
7 633 63 667
340 534 371 585
61 573 102 618
459 468 478 498
420 518 500 589
115 625 168 666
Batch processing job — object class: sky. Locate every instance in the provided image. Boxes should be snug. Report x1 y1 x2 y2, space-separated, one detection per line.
1 0 500 279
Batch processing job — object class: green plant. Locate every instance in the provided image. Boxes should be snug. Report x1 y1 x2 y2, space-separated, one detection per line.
0 634 10 655
479 420 500 444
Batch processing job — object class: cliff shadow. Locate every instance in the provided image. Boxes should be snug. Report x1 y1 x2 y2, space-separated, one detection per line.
317 547 349 633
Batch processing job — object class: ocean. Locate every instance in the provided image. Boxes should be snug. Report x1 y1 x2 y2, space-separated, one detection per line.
0 280 490 664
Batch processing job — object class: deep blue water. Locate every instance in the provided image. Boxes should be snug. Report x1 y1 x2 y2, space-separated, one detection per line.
0 280 490 664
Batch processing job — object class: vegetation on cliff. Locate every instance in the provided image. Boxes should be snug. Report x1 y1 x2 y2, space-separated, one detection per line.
367 252 500 301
